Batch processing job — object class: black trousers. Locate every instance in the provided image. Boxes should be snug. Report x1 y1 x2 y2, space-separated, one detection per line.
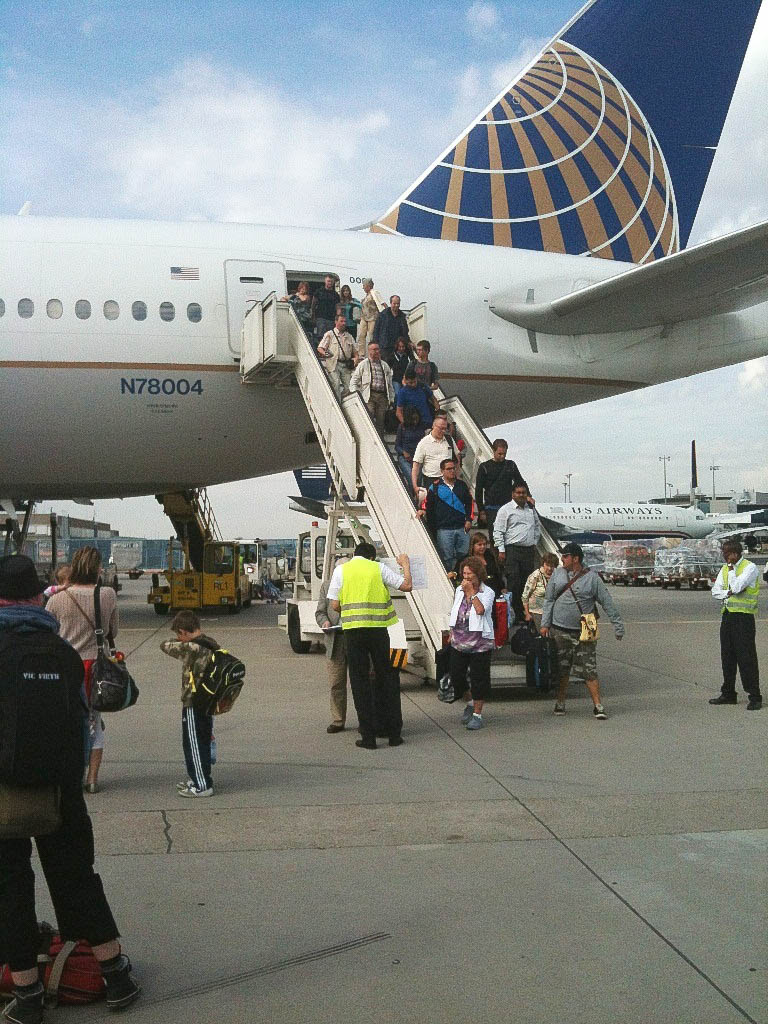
450 647 492 702
720 611 761 698
345 628 402 741
0 782 119 971
504 544 536 623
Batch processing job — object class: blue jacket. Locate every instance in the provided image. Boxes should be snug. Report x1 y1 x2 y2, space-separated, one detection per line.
425 479 472 532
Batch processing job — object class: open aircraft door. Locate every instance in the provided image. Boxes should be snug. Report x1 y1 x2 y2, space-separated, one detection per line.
224 260 286 356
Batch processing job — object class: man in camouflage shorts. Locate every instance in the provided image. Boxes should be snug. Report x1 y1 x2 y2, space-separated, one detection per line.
541 543 625 719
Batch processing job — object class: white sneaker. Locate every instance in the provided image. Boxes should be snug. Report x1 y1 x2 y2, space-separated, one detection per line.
593 704 607 720
178 783 214 798
553 702 566 716
176 779 193 791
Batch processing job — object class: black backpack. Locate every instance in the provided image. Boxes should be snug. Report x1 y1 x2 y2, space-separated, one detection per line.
0 631 83 786
191 640 246 716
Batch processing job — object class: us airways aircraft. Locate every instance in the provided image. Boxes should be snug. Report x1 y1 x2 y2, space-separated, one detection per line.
1 0 767 503
536 502 713 541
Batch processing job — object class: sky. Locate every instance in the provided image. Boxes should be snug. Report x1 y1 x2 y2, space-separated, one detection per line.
1 0 767 539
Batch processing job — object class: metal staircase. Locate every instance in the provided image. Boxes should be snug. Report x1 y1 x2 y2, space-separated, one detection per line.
240 294 559 677
156 489 222 571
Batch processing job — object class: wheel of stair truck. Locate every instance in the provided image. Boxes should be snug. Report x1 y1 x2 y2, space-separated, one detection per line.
154 602 169 616
228 595 242 615
287 603 311 654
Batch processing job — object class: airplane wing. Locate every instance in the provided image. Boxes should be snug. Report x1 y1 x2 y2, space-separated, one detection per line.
710 525 767 541
491 220 768 335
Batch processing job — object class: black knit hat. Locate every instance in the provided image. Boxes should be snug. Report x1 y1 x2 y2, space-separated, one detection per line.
0 554 44 599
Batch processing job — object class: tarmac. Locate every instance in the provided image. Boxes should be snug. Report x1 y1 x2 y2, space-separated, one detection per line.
35 579 767 1023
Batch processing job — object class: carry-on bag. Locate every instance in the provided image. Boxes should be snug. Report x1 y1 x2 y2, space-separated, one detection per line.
525 635 560 693
1 922 104 1006
90 582 139 713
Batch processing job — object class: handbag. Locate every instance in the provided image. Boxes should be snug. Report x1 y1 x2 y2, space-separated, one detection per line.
554 570 599 643
90 583 140 713
0 782 61 838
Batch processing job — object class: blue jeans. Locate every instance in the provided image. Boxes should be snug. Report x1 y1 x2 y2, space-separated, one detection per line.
397 454 414 492
436 527 469 569
392 381 401 402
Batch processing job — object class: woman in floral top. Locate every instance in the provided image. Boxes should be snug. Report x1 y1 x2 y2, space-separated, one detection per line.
522 552 560 630
448 555 496 731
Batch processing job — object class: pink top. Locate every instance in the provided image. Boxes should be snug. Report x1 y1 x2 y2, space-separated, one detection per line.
46 585 119 660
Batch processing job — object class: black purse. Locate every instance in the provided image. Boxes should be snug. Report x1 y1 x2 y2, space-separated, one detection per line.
90 582 140 713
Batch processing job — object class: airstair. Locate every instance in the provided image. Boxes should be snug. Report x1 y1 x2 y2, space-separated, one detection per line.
156 489 222 571
240 295 559 680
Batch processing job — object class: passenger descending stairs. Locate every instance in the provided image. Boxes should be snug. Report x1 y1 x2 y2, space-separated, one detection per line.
156 489 222 571
240 294 559 674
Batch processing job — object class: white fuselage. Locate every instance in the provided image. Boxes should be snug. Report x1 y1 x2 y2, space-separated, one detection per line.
2 215 767 499
537 502 714 539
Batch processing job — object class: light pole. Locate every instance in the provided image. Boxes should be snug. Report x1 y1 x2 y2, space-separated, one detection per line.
562 480 568 501
709 464 721 506
565 473 572 502
659 455 670 504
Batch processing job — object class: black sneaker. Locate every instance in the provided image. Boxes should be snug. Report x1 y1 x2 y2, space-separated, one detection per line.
3 983 44 1024
747 699 763 711
709 694 737 705
101 955 141 1011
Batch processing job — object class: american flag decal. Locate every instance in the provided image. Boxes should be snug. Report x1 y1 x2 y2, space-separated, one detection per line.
170 266 199 280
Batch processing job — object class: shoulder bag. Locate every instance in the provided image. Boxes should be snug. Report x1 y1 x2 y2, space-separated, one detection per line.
554 570 599 643
90 582 140 712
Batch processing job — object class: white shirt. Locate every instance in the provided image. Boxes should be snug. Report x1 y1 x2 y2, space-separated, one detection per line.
413 433 456 478
448 583 495 640
327 555 405 601
711 559 759 601
493 501 540 548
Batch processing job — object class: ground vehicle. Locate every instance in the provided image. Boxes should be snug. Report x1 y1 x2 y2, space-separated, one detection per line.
279 507 414 670
148 539 252 615
110 539 144 580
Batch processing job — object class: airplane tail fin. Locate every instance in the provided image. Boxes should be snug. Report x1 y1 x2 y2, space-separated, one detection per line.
372 0 762 263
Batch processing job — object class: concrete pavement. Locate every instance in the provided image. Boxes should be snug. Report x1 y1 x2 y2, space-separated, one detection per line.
35 581 766 1023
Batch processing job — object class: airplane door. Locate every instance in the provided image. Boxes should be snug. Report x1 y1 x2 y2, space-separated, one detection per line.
224 259 286 356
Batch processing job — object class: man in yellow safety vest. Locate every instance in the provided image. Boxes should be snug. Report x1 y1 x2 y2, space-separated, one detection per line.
709 539 761 710
328 541 412 748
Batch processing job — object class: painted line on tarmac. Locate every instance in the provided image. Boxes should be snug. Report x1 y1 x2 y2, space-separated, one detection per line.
405 693 761 1024
115 932 391 1009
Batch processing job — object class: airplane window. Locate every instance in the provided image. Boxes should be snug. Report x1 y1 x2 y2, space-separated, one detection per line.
18 298 34 318
46 299 63 319
132 301 147 321
75 299 91 320
103 300 120 320
0 299 4 317
159 302 175 322
187 302 202 323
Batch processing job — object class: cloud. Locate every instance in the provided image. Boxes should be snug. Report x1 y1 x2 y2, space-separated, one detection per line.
738 357 768 391
492 38 548 90
1 60 392 228
466 2 499 40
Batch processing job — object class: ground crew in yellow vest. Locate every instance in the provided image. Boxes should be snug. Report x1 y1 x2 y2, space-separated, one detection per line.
709 539 762 710
328 541 412 748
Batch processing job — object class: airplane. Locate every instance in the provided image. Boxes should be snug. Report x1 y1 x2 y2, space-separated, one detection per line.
538 502 715 541
1 0 767 509
536 502 768 542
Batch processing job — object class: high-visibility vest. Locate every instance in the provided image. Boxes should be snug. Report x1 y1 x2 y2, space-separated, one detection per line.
339 558 397 630
721 559 760 616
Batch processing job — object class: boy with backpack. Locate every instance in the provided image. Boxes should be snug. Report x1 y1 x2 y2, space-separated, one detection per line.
160 611 220 798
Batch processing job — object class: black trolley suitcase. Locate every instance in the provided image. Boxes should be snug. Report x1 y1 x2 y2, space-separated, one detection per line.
525 635 559 693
